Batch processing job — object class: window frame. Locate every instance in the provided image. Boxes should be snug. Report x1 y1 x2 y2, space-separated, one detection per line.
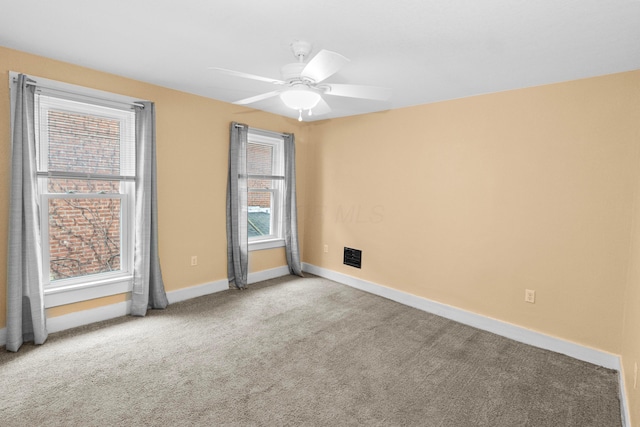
247 130 285 251
34 87 136 308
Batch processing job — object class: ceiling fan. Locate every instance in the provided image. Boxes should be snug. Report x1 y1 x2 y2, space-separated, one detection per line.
210 40 391 121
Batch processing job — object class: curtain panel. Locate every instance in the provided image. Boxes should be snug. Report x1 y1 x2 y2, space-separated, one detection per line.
226 123 302 290
131 101 169 315
226 122 249 289
6 74 48 352
283 133 303 277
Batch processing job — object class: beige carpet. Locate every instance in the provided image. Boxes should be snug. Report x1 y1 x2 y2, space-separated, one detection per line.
0 274 622 426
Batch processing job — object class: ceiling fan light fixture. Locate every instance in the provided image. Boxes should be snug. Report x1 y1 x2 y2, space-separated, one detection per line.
280 88 321 111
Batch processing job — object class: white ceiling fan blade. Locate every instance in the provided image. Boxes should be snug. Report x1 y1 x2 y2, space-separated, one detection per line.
234 91 281 105
324 84 392 101
311 98 332 116
301 50 350 83
208 67 285 85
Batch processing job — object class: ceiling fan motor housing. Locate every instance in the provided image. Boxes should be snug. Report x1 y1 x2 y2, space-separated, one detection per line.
281 62 308 83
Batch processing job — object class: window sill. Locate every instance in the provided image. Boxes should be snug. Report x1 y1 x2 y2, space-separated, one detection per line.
44 275 133 308
249 238 285 251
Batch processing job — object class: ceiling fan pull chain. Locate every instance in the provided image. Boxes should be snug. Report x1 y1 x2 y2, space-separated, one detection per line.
298 109 303 122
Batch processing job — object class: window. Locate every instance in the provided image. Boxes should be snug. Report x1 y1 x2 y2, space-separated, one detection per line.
247 130 285 250
35 92 136 306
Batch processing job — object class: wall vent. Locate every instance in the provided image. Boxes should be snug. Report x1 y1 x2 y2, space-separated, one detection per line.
343 247 362 269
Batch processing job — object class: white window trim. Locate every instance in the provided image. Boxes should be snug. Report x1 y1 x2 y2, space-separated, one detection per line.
11 72 140 308
249 238 286 251
44 276 133 308
247 130 285 251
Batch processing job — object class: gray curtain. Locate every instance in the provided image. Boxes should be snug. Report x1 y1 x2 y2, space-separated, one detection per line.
283 134 303 277
6 74 48 352
226 122 249 289
131 102 169 315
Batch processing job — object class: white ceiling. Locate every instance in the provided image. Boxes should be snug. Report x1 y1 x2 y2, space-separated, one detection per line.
1 0 639 121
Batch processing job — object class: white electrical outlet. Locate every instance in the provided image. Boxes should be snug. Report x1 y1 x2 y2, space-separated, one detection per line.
191 255 198 266
323 244 329 253
525 289 535 304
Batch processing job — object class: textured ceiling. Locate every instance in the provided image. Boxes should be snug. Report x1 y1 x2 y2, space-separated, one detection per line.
1 0 639 121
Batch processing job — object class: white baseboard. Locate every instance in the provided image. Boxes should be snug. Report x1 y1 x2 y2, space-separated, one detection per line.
303 264 633 426
0 266 624 371
0 270 293 348
0 268 296 348
47 300 133 334
618 366 632 427
0 304 133 347
248 265 291 284
302 263 632 426
166 279 229 304
302 263 621 370
1 265 631 424
0 279 230 348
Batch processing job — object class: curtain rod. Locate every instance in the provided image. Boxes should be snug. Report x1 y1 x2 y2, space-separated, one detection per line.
13 76 145 109
252 127 291 139
234 123 291 139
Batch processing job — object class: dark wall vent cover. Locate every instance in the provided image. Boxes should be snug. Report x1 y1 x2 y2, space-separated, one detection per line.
343 247 362 269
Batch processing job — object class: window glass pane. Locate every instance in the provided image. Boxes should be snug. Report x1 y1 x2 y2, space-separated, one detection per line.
47 110 122 175
248 191 272 238
47 178 121 194
48 197 121 281
248 177 274 190
247 143 273 175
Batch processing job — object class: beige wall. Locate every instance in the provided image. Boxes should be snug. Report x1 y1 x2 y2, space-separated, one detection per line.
304 71 640 355
0 46 306 322
302 70 640 422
